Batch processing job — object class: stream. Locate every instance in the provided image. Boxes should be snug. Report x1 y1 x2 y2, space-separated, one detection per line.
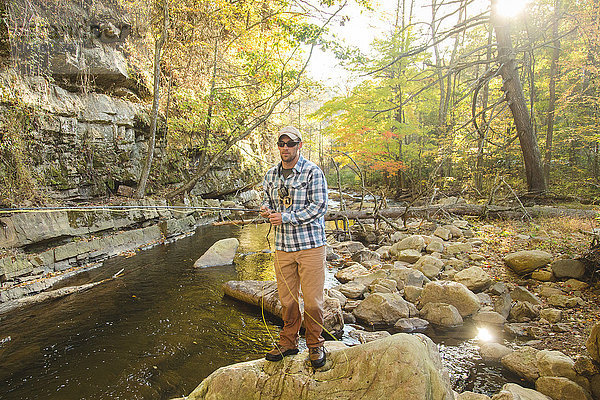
0 223 514 399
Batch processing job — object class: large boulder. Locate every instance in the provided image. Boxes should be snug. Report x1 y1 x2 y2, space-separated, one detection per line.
414 256 444 279
186 334 454 400
335 264 369 283
337 281 367 299
389 265 427 287
194 238 239 267
510 286 541 305
453 266 492 292
420 281 481 317
536 350 577 380
222 280 344 335
586 322 600 363
492 383 552 400
353 293 411 326
503 250 553 275
390 235 425 255
535 376 592 400
550 259 586 280
501 346 540 382
419 302 463 327
479 343 513 362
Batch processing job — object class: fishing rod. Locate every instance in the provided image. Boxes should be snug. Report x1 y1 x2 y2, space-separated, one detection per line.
0 205 263 215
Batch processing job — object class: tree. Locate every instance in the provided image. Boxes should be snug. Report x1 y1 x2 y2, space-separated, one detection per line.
491 0 546 193
135 0 169 199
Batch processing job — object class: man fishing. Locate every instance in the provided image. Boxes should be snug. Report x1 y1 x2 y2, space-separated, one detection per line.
260 125 328 368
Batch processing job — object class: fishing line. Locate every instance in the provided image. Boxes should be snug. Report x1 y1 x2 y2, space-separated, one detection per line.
0 205 262 215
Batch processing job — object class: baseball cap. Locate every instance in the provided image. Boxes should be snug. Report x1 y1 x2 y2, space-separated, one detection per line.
278 126 302 142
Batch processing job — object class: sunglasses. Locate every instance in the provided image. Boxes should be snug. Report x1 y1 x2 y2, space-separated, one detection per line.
277 141 299 148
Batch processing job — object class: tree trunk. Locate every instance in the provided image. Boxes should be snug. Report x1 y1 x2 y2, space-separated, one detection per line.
491 0 546 193
544 0 561 185
135 1 168 199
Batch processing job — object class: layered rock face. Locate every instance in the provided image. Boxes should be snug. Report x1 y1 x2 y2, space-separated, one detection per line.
2 0 263 202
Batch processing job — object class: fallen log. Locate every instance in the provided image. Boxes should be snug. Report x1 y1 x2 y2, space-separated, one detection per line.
213 204 599 226
222 280 344 336
0 269 124 315
326 204 599 221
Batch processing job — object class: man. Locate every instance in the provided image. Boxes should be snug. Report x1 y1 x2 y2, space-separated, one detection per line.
260 125 328 368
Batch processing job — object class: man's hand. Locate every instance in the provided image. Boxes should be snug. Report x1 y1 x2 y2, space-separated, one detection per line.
268 212 283 226
260 205 271 218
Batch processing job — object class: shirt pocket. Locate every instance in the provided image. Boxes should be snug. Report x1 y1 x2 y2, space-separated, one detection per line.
290 181 308 209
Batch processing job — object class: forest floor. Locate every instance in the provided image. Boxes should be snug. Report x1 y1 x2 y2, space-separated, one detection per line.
472 216 600 359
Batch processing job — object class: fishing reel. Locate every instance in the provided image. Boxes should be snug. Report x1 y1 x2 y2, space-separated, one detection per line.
278 186 292 208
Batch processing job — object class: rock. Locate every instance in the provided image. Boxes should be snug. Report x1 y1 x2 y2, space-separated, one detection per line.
420 302 463 327
353 270 390 287
456 392 491 400
427 240 445 254
327 288 347 307
325 247 340 262
574 356 599 376
368 278 398 294
414 255 445 279
186 333 454 400
479 343 513 362
539 285 564 298
473 311 506 326
335 264 369 283
469 254 487 262
222 280 343 335
489 282 509 295
404 285 423 303
537 350 577 380
337 281 367 299
492 383 552 400
535 376 592 400
396 249 423 263
550 259 587 280
531 269 555 282
343 312 356 324
539 308 562 323
389 265 427 287
591 374 600 400
511 286 542 305
504 323 531 339
454 266 492 293
501 346 540 382
548 294 584 308
194 238 239 267
504 250 553 275
420 281 481 317
390 231 408 243
564 279 589 291
477 292 493 306
509 301 541 322
353 293 411 326
344 300 361 312
445 225 464 239
434 227 451 240
352 249 381 263
375 245 392 259
391 235 425 254
587 322 600 363
444 258 466 271
333 241 366 254
348 329 391 343
445 242 473 255
394 317 429 332
494 293 513 319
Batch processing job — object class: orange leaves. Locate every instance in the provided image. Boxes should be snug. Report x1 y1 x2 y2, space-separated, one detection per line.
369 160 407 174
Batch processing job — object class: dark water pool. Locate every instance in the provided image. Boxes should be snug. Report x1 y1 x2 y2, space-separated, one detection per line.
0 223 509 399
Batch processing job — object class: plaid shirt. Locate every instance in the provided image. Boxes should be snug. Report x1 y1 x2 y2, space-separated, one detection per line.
262 155 328 252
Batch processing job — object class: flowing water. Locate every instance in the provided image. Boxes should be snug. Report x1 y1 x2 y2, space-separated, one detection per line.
0 223 509 399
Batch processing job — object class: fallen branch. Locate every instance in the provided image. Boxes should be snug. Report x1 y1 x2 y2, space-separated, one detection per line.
0 269 124 315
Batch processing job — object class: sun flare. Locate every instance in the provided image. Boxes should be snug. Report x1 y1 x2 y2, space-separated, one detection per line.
494 0 530 18
475 327 494 342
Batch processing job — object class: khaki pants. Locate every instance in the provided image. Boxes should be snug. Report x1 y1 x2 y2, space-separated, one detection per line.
274 246 325 348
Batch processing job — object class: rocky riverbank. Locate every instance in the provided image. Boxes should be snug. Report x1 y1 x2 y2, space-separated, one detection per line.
193 215 600 400
0 192 263 309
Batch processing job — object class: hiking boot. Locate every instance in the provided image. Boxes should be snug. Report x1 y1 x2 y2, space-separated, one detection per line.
265 344 299 361
309 346 326 368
